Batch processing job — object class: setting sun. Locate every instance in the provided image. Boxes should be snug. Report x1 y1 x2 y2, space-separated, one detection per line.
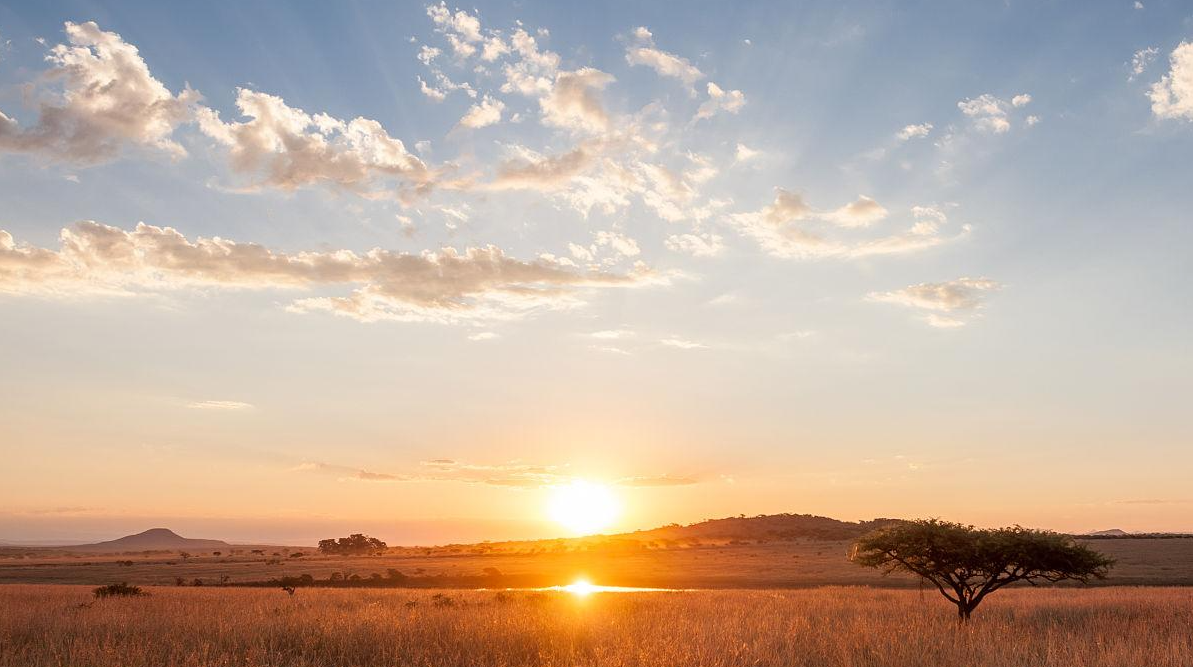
547 481 620 536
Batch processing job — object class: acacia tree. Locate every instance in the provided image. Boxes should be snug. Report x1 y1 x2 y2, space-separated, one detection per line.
318 533 387 555
851 519 1113 622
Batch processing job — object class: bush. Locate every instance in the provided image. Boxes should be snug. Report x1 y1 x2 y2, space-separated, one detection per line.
93 583 145 599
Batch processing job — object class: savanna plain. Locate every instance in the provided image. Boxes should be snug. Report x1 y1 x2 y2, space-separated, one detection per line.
3 585 1192 667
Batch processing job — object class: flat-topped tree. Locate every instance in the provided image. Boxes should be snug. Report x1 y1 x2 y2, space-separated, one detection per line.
850 519 1113 622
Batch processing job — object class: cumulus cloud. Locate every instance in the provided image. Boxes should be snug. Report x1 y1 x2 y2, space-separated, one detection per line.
458 95 505 128
625 26 704 90
426 2 484 58
1149 42 1193 121
868 277 1000 327
488 144 594 192
0 21 199 165
195 89 431 198
957 94 1011 133
897 123 933 141
695 82 746 121
1011 93 1032 107
0 221 657 323
541 68 616 133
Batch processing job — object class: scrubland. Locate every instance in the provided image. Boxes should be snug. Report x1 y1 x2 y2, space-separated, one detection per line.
3 537 1191 588
2 585 1191 667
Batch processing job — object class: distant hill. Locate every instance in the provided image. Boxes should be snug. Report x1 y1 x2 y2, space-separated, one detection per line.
66 528 230 553
623 513 903 543
1089 528 1130 537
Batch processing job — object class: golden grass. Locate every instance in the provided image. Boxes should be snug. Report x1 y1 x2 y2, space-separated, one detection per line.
1 585 1191 666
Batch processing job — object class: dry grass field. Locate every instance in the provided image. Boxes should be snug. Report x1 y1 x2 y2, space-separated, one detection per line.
2 537 1191 588
1 585 1191 667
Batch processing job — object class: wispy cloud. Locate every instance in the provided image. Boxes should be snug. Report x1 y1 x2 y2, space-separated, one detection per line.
868 277 1001 328
187 400 254 411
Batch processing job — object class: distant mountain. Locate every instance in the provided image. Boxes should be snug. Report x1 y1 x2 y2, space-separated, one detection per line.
1088 528 1130 537
66 528 230 553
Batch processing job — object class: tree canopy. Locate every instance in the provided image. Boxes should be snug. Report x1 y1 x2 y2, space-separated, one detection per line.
317 533 387 555
851 519 1113 621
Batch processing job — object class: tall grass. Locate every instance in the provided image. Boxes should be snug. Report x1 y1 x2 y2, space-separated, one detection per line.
1 585 1190 666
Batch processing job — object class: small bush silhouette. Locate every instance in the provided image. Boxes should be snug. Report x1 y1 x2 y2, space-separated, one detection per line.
93 583 145 599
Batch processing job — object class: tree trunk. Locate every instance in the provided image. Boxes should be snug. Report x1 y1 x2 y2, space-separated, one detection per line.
956 602 974 624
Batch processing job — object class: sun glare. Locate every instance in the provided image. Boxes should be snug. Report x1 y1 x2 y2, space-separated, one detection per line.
561 579 599 597
547 480 620 535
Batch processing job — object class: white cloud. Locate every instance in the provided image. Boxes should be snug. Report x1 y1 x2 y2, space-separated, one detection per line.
1149 42 1193 121
1130 46 1159 81
458 95 505 128
426 2 483 58
727 192 964 260
1011 93 1032 107
590 329 634 339
823 195 888 228
660 337 707 350
695 82 746 121
467 331 499 341
957 94 1011 133
665 232 724 257
0 221 658 323
195 89 431 198
868 277 1001 327
541 68 616 133
734 143 761 163
0 21 199 165
593 230 640 257
625 26 704 90
417 75 447 101
897 123 933 140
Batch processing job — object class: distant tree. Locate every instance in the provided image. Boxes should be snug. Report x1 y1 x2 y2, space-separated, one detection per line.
851 519 1113 622
174 577 185 586
178 552 191 561
318 533 388 555
191 578 203 587
212 551 221 557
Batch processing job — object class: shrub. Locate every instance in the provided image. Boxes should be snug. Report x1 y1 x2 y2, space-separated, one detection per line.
93 583 145 599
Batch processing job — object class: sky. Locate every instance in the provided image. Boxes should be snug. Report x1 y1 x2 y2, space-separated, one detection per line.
1 0 1191 546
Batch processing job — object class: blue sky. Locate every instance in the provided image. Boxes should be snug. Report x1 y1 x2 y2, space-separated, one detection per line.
0 0 1191 544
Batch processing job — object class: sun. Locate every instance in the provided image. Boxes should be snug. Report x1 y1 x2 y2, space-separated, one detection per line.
547 480 620 535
